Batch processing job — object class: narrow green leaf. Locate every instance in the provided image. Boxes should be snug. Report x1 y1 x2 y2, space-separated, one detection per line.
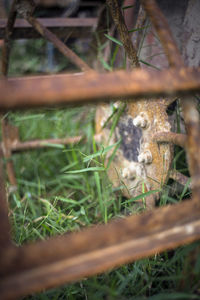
57 197 80 205
60 161 79 172
65 167 105 174
14 114 45 122
42 143 65 149
111 44 120 67
99 56 112 71
83 141 121 163
106 140 121 170
122 190 160 204
104 34 123 46
95 171 104 218
128 26 150 33
108 103 126 142
139 59 160 70
122 5 134 10
180 178 191 200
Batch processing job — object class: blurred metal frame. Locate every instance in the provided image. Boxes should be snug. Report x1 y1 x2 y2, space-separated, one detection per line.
0 0 200 299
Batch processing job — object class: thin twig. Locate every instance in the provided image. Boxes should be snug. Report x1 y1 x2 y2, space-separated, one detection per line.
106 0 140 68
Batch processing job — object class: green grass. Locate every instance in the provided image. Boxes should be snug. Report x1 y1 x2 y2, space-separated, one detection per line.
2 35 200 299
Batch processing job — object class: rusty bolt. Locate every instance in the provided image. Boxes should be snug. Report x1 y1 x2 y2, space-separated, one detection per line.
133 113 148 128
138 150 152 164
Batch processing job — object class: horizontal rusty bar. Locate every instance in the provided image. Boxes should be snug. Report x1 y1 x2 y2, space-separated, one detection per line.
0 67 200 110
0 200 200 299
153 132 187 148
0 18 97 39
7 134 101 152
169 170 192 189
9 136 83 151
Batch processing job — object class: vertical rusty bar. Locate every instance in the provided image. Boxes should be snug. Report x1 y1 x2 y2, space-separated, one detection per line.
141 0 200 201
1 0 18 76
0 147 12 249
1 119 18 187
1 0 18 186
181 96 200 191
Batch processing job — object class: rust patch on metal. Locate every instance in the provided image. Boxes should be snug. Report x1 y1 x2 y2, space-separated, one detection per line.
118 118 142 162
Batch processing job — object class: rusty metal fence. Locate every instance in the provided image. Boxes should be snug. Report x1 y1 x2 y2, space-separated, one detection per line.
0 0 200 299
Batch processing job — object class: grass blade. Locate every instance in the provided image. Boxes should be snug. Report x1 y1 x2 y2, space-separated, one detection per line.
104 34 123 46
122 190 160 205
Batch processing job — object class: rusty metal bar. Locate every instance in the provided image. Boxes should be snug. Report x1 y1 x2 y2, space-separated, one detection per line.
153 132 187 148
0 18 97 39
182 97 200 189
140 0 183 68
0 199 200 299
26 17 91 71
140 0 200 201
1 119 17 186
0 2 199 299
1 0 19 186
0 67 199 110
0 148 12 249
1 0 18 76
15 0 91 72
9 136 83 151
8 134 101 151
169 170 192 188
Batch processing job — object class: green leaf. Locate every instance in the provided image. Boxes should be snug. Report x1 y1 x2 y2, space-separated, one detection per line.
65 167 105 174
180 177 191 200
104 34 123 46
108 103 126 142
41 143 65 149
139 59 160 70
122 190 160 204
106 140 121 170
14 114 45 122
111 44 120 67
83 141 121 163
128 26 150 33
122 5 134 10
95 171 103 215
99 56 112 71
